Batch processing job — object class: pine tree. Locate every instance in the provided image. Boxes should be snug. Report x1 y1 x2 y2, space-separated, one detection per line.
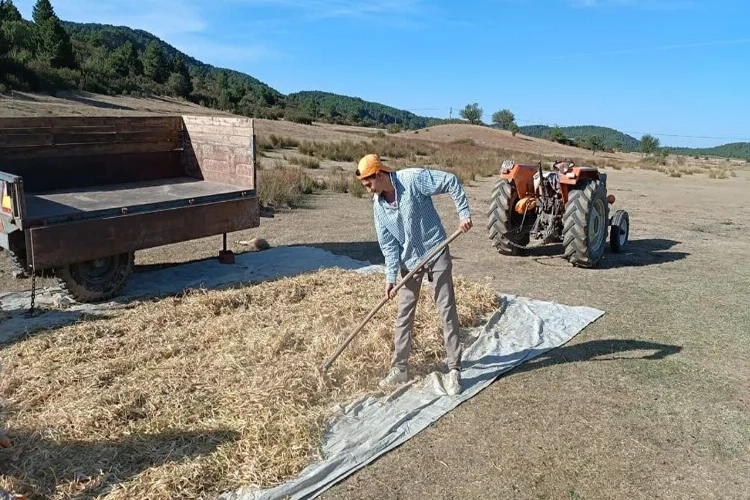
31 0 75 68
142 40 166 83
1 0 23 23
1 0 32 63
108 41 141 77
31 0 53 23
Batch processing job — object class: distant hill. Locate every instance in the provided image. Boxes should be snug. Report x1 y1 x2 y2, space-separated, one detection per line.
519 125 641 152
666 142 750 161
0 1 443 129
287 90 446 129
0 0 747 159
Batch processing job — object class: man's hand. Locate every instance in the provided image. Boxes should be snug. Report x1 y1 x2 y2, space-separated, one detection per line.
385 282 397 300
459 217 473 233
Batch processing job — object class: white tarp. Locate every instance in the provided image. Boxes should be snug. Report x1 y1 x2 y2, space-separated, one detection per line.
0 247 604 500
221 270 604 500
0 247 368 344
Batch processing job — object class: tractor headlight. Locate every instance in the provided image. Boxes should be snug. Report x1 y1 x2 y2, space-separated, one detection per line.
500 159 515 174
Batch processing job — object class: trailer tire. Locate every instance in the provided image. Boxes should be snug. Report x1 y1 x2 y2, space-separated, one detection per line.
9 248 28 279
55 252 135 303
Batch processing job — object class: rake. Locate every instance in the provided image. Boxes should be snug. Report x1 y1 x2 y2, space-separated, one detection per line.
320 229 463 372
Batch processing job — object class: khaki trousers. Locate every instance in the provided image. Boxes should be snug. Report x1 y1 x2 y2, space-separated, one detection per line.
392 247 462 371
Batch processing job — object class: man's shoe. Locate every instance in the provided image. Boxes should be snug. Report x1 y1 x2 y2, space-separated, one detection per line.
444 369 462 396
379 367 408 388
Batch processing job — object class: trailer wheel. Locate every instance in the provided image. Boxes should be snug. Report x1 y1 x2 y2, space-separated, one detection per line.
9 248 28 279
55 252 134 303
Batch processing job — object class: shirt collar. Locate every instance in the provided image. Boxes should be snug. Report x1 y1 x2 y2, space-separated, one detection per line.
375 171 400 205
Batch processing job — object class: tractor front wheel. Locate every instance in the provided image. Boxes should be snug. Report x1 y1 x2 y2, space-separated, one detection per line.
55 252 134 303
610 209 629 253
487 179 531 255
562 179 609 268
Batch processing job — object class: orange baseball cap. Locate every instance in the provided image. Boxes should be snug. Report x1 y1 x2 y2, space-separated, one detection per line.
356 154 392 179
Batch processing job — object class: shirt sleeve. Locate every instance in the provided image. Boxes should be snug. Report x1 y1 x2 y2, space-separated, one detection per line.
374 211 401 284
414 168 471 220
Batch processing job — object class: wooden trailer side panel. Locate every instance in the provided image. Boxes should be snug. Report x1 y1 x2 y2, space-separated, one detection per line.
0 116 184 192
181 115 256 191
28 197 260 270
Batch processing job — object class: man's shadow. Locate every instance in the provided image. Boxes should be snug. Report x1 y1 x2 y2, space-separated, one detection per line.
461 339 682 387
0 428 239 498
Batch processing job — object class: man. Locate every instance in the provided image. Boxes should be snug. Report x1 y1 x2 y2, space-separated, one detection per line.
355 153 472 396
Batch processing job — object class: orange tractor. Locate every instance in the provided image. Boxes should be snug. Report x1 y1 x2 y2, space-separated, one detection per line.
487 159 629 267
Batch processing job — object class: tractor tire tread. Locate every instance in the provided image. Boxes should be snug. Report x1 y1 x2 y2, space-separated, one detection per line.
487 179 529 255
562 179 609 268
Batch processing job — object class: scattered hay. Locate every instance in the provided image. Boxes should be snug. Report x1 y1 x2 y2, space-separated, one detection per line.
237 237 271 251
0 268 499 499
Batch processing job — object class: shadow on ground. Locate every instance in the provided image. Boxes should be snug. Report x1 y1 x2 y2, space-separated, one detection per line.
527 238 689 268
509 338 683 375
0 428 238 498
290 241 385 266
58 92 134 111
460 339 682 388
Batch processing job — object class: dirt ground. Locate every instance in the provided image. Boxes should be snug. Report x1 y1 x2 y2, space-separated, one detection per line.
1 95 749 499
3 167 749 500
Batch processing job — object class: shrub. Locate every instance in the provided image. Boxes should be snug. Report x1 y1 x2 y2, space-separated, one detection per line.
286 154 320 169
348 178 368 198
268 134 299 149
328 174 349 193
257 168 317 208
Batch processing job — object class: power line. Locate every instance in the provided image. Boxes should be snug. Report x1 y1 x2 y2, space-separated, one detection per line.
403 106 749 142
512 117 750 142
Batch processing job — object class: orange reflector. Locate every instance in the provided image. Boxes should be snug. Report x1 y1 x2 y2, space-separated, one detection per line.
515 196 536 214
1 182 12 214
607 194 616 204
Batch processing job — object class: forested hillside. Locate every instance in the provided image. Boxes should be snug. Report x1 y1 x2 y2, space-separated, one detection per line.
1 0 748 159
520 125 641 152
288 90 444 130
666 142 750 161
0 0 448 128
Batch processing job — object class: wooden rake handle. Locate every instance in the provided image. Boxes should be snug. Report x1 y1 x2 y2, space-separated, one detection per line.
320 229 464 372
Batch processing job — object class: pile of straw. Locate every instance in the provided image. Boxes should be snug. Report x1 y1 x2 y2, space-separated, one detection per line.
0 268 499 499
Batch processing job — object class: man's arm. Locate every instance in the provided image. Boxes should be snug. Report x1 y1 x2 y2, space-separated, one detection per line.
414 168 471 221
374 212 401 284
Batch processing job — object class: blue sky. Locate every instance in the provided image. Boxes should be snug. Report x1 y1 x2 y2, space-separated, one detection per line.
13 0 750 148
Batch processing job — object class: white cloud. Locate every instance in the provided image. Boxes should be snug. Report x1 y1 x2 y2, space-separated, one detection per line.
15 0 206 38
567 0 694 9
229 0 441 25
13 0 282 64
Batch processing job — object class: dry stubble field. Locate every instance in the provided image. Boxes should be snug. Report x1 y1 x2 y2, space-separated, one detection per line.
1 93 749 499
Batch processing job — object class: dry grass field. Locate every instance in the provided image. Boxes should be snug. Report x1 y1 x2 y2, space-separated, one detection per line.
1 92 749 499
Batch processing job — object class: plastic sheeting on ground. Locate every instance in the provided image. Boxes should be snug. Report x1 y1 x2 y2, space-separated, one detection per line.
0 247 368 343
0 248 604 500
221 267 604 500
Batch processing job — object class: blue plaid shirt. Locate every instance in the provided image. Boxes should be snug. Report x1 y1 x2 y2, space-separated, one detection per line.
373 168 471 283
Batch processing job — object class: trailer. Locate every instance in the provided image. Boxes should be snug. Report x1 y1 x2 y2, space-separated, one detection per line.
0 114 260 303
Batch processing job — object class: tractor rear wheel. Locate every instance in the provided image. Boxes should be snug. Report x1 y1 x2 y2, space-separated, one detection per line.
55 252 134 303
562 179 609 268
487 178 531 255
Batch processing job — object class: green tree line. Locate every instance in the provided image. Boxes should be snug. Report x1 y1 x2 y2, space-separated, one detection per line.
0 0 447 128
